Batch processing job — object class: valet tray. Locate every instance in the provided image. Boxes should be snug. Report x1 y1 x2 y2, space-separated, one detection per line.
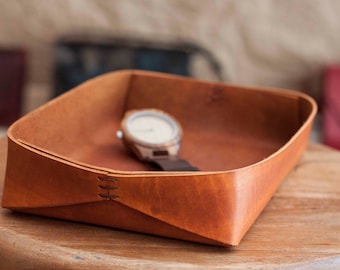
1 70 317 246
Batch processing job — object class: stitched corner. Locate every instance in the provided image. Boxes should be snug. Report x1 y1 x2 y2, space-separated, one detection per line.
97 175 119 200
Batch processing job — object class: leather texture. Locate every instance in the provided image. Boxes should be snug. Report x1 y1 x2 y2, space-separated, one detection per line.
1 70 317 246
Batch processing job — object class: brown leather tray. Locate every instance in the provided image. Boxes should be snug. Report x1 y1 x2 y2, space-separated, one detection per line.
1 70 317 246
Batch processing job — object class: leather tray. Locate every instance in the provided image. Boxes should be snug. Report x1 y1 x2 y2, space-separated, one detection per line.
1 70 317 246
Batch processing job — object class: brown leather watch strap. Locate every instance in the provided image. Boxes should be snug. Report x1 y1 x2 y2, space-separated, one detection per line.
152 159 199 171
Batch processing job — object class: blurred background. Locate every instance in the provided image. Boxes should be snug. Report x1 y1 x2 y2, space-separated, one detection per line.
1 0 340 149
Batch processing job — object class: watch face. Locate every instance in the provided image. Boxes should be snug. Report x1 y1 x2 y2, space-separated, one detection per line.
125 109 180 145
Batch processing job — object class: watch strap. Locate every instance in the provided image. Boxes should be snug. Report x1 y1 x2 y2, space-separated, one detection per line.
152 159 199 171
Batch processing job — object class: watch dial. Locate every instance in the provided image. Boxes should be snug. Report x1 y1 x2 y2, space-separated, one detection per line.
126 111 178 144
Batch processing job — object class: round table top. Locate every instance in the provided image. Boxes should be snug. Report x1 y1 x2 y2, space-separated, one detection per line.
0 138 339 269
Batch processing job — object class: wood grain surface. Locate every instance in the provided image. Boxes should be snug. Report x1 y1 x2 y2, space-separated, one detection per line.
0 137 339 269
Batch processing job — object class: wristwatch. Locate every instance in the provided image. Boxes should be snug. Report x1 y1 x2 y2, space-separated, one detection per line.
117 109 199 171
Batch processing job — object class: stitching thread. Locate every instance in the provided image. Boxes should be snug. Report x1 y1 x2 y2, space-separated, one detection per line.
97 175 119 200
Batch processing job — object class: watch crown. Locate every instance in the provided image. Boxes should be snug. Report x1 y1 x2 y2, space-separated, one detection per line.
116 130 123 139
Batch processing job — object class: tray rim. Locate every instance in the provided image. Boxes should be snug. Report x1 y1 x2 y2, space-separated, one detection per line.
6 70 317 176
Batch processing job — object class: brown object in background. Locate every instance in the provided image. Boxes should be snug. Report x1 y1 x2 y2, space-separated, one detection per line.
0 49 26 125
323 66 340 150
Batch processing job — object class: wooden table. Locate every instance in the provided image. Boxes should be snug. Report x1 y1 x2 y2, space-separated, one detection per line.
0 137 339 269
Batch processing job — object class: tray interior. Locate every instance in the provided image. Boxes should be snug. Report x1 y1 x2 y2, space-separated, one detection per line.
10 71 313 172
